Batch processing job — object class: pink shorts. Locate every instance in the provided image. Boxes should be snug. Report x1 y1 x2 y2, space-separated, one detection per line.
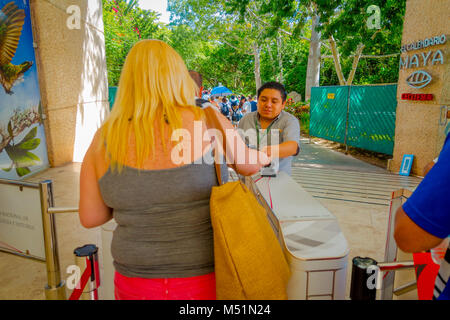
114 271 216 300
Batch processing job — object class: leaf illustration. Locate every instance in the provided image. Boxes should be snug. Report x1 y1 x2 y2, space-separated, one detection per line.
21 127 38 143
17 138 40 150
16 167 31 177
8 121 13 138
2 163 13 172
26 152 40 161
3 125 42 177
5 145 39 167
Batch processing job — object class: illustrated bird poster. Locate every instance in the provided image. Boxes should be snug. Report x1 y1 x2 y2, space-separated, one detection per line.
0 0 49 179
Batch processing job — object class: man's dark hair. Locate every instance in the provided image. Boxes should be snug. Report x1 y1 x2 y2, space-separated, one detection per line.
257 81 287 102
188 70 203 88
189 70 207 107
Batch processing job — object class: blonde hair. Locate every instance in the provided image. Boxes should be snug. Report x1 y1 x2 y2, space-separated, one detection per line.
101 39 203 172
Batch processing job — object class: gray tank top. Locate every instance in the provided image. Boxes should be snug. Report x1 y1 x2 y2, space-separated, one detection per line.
98 154 228 278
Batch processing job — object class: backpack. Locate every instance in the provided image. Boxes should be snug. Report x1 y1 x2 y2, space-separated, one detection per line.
220 103 230 116
231 106 242 122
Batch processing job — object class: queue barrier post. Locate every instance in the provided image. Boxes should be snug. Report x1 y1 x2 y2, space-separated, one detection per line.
69 244 100 300
350 257 378 300
39 180 67 300
41 180 80 300
349 256 417 300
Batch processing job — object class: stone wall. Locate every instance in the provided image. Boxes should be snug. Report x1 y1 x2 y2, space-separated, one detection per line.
391 0 449 176
30 0 109 166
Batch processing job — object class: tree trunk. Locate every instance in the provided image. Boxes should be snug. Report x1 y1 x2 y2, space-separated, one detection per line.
277 34 284 83
253 43 262 93
305 14 321 101
346 43 365 85
266 43 277 77
329 36 346 85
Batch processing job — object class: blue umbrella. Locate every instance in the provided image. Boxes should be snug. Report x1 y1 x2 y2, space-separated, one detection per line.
211 85 232 97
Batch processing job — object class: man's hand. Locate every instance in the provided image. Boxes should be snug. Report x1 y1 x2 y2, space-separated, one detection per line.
258 150 272 167
261 141 298 159
261 145 273 157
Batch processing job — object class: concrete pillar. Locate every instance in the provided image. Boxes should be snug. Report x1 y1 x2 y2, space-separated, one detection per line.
391 0 449 176
30 0 109 166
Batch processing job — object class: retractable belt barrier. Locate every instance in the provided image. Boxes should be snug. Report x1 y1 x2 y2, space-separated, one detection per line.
69 245 100 300
350 256 416 300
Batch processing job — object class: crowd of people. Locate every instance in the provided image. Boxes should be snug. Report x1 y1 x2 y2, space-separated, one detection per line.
199 91 258 128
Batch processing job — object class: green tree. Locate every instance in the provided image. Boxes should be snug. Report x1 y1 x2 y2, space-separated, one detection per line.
102 0 167 86
228 0 406 87
168 0 289 92
316 0 406 85
226 0 322 100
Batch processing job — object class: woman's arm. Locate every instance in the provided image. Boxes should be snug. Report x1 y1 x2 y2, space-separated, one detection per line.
79 132 113 228
210 109 271 176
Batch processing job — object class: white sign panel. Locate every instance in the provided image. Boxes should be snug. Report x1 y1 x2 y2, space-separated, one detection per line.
0 182 45 260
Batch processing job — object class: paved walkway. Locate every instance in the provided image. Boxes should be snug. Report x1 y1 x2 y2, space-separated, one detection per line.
293 138 388 173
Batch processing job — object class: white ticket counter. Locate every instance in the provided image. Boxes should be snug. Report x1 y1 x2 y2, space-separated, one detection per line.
255 172 349 300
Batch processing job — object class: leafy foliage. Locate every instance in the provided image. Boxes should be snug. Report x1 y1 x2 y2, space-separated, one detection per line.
103 0 168 86
316 0 406 84
285 99 310 135
227 0 406 86
103 0 406 96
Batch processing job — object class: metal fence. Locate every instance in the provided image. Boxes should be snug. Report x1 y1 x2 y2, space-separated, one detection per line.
0 179 74 300
310 85 397 155
108 86 117 110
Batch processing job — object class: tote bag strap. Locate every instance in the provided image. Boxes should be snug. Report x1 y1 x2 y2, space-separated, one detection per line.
203 106 228 186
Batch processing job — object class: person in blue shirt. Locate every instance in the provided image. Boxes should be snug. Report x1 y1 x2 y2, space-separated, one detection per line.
248 96 257 112
394 133 450 300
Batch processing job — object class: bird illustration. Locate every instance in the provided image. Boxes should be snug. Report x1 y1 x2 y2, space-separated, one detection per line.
0 1 33 95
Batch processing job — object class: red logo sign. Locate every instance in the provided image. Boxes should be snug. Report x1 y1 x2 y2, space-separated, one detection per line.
401 93 434 101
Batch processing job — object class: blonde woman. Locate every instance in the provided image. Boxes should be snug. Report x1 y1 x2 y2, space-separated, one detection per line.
78 40 270 300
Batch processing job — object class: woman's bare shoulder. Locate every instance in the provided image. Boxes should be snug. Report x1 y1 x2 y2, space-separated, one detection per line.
86 128 109 179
